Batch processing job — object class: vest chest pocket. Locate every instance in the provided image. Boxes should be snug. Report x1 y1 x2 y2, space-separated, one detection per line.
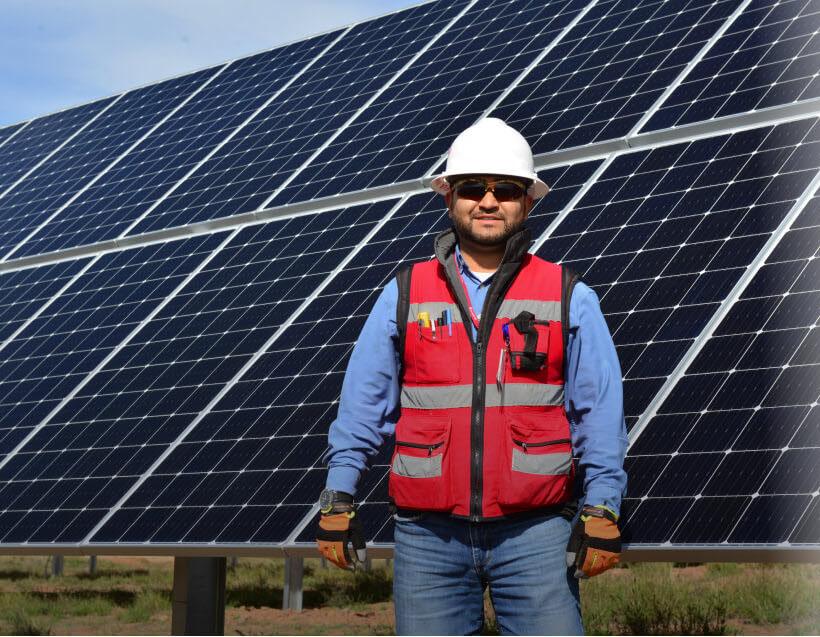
497 413 573 510
503 312 551 374
389 415 451 511
406 323 461 384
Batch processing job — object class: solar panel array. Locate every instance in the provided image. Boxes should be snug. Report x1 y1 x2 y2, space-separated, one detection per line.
0 0 817 556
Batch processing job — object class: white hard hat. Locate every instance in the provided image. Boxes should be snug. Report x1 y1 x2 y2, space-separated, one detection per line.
430 118 549 199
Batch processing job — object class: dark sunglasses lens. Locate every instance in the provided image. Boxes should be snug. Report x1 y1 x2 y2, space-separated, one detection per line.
454 181 487 200
492 182 525 201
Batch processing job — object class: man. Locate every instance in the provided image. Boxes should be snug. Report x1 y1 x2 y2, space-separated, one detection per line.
316 118 627 635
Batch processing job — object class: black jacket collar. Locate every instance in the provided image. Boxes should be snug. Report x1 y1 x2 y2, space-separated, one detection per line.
434 226 532 343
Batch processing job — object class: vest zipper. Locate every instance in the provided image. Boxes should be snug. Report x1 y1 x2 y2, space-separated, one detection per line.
513 438 572 453
395 440 444 456
471 340 484 521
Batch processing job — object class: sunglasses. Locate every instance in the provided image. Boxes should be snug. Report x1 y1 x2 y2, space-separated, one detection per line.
452 178 528 202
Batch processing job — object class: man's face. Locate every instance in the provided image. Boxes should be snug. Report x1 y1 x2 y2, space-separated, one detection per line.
445 175 533 247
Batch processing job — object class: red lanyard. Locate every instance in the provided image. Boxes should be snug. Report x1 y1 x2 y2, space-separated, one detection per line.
454 254 481 329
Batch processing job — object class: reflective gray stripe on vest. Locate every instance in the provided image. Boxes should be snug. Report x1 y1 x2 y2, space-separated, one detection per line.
497 299 561 322
409 300 560 324
391 453 443 478
511 448 572 475
409 301 461 324
401 383 564 409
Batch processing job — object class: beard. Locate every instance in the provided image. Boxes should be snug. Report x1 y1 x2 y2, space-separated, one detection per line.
451 213 526 247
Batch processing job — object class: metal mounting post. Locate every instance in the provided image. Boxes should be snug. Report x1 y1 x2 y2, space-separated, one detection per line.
283 556 304 611
89 556 97 575
50 556 64 577
171 557 226 635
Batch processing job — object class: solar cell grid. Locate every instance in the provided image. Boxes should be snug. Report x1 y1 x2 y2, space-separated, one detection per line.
0 99 115 197
270 0 589 206
0 258 93 459
644 0 820 131
0 260 92 348
0 69 220 261
494 0 747 154
623 188 820 546
535 117 820 431
0 200 393 545
124 1 468 237
20 32 342 257
0 232 227 544
0 123 25 149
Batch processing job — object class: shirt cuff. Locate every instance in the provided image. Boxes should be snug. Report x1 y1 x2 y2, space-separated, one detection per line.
326 465 362 498
583 487 623 518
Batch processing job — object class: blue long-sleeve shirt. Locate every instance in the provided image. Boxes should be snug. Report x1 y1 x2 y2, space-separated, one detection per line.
325 246 628 515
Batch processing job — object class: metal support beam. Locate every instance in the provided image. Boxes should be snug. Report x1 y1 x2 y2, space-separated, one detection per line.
89 556 97 575
282 556 304 611
171 557 226 635
50 556 64 577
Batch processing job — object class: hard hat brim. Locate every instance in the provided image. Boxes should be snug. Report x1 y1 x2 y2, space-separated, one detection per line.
430 173 549 199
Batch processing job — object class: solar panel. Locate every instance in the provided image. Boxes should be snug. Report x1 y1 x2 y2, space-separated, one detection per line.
0 122 26 149
0 258 94 458
538 117 820 429
0 70 221 261
0 99 114 199
121 1 468 236
9 33 342 258
0 233 226 543
0 0 816 558
270 0 593 206
492 0 746 153
643 0 820 131
623 187 820 548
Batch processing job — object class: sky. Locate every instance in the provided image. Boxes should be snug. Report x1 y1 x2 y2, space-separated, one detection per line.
1 0 422 127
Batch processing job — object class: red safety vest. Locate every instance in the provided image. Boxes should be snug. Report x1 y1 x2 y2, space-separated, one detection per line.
388 237 574 520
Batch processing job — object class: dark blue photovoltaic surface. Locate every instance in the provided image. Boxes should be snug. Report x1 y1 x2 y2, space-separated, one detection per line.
643 0 820 132
0 235 222 470
493 0 743 154
0 260 91 346
0 232 226 544
19 33 340 257
270 0 589 207
3 68 220 260
535 117 820 431
0 99 114 197
124 1 468 237
83 161 599 546
0 123 25 148
624 189 820 546
0 0 816 552
0 201 391 544
0 258 93 458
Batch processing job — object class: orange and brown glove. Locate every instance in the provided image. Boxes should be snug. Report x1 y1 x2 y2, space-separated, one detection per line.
316 490 367 570
566 504 621 578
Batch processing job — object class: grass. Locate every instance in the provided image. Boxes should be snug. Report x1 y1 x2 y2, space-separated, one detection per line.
580 562 820 636
0 557 815 635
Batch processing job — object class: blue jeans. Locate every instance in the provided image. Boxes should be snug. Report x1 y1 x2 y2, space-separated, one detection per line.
393 511 583 635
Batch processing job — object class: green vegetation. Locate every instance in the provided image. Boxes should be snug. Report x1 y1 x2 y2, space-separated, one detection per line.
0 556 816 635
580 562 820 636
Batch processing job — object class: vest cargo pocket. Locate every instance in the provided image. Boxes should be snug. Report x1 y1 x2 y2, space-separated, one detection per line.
406 324 461 383
389 415 451 511
497 414 573 509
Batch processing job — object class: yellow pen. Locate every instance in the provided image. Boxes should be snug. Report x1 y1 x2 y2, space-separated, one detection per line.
418 312 430 328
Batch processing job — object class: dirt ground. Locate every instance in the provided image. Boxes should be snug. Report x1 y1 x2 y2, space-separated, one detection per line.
2 556 817 635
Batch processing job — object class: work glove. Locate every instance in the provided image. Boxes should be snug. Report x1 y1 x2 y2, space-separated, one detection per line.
315 490 367 570
566 504 621 578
